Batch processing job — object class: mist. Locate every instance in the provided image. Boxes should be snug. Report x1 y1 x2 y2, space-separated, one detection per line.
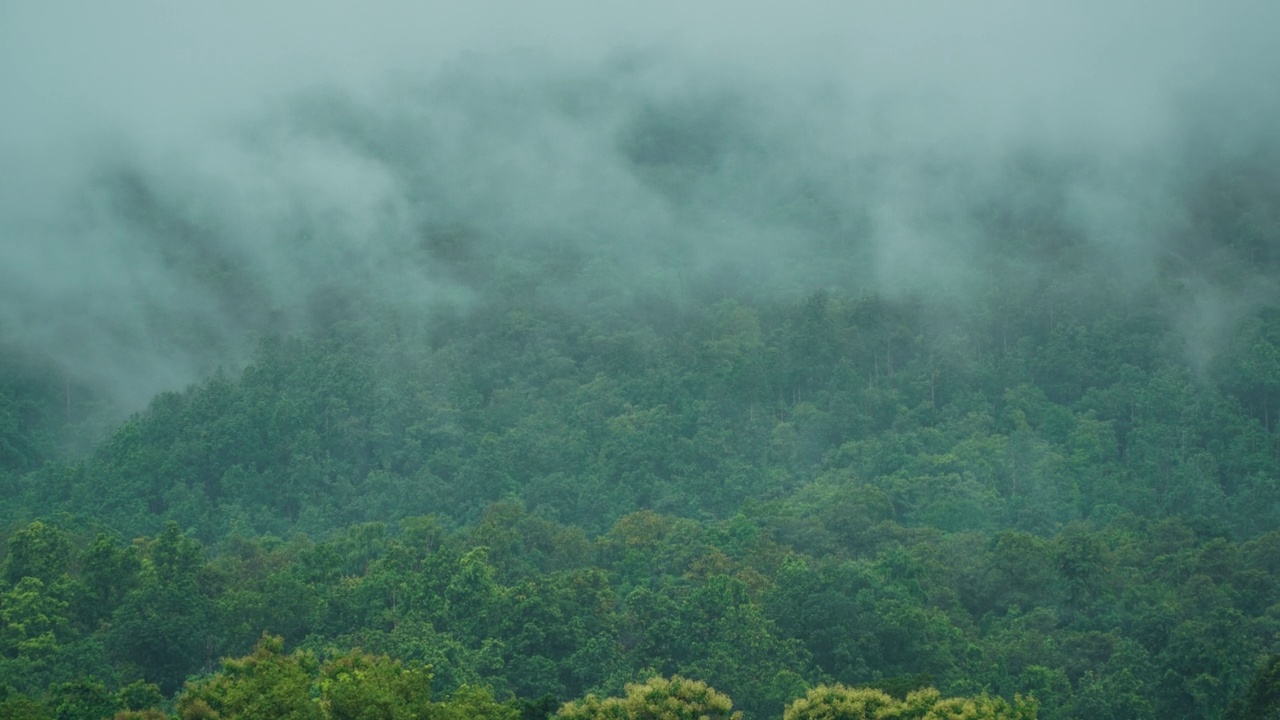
2 0 1279 414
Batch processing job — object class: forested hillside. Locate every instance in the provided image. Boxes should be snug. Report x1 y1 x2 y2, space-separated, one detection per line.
3 30 1280 720
5 254 1280 717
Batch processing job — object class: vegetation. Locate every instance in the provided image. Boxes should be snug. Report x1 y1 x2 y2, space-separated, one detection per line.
2 59 1279 719
3 262 1280 717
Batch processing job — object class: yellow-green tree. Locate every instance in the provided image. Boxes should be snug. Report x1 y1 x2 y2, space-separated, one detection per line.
556 675 741 720
112 711 169 720
316 651 433 720
176 634 512 720
782 684 1038 720
176 635 321 720
430 684 519 720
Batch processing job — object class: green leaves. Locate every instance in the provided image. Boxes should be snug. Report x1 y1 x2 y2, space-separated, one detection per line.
783 684 1038 720
0 577 69 658
1225 655 1280 720
107 523 212 693
3 522 71 588
5 270 1280 720
317 651 433 720
178 635 520 720
556 675 741 720
178 635 322 720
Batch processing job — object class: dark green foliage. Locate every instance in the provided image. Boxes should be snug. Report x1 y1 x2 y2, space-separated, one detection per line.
116 680 165 712
1226 655 1280 720
45 678 119 720
0 685 51 720
105 523 212 693
517 694 561 720
4 521 72 587
4 224 1280 717
0 501 1274 718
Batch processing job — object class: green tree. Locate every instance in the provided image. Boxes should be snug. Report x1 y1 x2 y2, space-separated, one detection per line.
783 684 1037 720
317 651 432 720
0 576 69 659
116 680 165 713
177 634 320 720
0 685 51 720
432 684 519 720
108 523 212 692
75 534 140 629
4 521 72 586
1225 654 1280 720
113 710 170 720
556 675 741 720
45 678 120 720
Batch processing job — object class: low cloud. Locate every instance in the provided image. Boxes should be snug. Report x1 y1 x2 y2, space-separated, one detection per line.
1 1 1277 411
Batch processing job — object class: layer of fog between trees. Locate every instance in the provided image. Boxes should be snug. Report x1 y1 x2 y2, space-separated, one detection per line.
2 2 1278 418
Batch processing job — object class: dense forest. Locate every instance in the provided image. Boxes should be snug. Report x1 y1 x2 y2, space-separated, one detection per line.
3 44 1280 720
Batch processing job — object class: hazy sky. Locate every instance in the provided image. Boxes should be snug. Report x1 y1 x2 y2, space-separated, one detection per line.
2 1 1278 410
4 1 1275 145
3 0 1270 245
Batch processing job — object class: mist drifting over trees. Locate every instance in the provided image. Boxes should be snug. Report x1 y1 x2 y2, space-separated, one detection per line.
2 1 1277 410
1 2 1280 719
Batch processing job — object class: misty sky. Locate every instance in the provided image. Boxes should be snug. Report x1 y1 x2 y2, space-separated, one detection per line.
2 1 1278 410
4 2 1274 147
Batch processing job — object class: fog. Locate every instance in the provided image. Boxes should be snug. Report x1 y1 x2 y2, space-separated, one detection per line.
2 1 1278 411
